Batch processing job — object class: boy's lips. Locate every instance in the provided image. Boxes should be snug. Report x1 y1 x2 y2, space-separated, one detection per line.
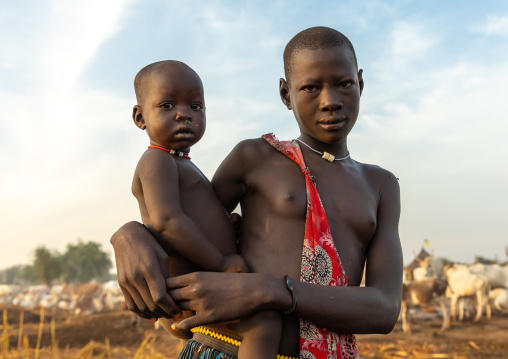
318 116 346 130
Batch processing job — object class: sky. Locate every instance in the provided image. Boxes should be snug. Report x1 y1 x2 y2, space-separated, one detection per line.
1 0 508 271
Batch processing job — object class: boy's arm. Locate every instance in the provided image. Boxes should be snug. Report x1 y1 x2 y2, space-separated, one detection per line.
111 221 181 319
167 171 403 334
139 149 244 272
212 139 255 213
288 170 403 333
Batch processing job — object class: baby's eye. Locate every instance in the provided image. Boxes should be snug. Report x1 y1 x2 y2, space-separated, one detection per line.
159 102 174 110
302 85 318 92
191 103 205 110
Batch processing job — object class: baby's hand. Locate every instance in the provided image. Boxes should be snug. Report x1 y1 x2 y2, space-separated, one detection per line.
222 254 248 273
229 213 242 237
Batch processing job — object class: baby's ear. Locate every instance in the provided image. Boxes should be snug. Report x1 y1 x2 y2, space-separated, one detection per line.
279 78 292 110
132 105 146 130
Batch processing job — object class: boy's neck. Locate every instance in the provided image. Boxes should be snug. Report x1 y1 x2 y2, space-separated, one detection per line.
297 134 349 160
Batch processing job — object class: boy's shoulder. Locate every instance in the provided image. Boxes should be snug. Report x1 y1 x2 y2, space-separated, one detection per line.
228 137 279 163
227 137 400 186
353 159 396 176
232 136 274 153
352 160 399 192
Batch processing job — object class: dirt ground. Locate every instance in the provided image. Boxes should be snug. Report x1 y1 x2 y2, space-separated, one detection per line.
357 312 508 358
3 307 508 358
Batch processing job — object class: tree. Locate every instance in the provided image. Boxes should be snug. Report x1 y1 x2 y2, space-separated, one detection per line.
20 265 39 285
33 246 62 287
0 265 39 285
0 265 28 284
62 240 112 283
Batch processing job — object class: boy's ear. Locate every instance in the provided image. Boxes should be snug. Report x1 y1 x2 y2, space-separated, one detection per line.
279 78 292 110
132 105 146 130
358 69 364 96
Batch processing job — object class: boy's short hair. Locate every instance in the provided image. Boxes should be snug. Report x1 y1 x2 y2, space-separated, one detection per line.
283 26 358 82
134 60 199 106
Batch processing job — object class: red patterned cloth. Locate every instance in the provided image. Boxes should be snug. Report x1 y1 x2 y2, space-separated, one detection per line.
262 134 359 359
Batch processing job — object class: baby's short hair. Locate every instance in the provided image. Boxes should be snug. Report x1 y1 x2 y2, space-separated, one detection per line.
283 27 358 81
134 60 199 105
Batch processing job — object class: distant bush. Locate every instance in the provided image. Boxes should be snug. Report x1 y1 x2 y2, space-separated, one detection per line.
1 239 112 285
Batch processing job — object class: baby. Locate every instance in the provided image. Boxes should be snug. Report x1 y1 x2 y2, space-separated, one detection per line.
130 60 281 358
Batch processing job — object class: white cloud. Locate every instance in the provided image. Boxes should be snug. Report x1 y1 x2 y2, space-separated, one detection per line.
391 21 438 61
0 0 134 268
473 15 508 37
2 0 508 270
352 58 508 263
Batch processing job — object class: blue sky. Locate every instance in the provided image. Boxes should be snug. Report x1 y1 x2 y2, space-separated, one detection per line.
1 0 508 270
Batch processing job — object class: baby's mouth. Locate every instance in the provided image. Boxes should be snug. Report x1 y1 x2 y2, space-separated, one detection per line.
175 126 193 134
174 127 194 138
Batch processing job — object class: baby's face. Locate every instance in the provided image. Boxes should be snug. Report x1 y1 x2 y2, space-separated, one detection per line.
142 66 206 152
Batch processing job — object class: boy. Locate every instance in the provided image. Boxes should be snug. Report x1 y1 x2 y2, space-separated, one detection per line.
113 27 403 358
130 60 281 358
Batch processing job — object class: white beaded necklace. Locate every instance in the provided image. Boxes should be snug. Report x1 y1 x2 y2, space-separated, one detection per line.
295 138 350 163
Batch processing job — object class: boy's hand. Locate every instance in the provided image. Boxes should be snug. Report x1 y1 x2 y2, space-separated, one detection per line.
222 254 248 273
167 272 273 331
111 221 182 319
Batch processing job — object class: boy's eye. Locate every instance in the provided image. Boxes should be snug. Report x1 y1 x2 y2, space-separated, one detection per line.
302 85 318 92
159 103 174 109
191 103 205 110
339 81 354 88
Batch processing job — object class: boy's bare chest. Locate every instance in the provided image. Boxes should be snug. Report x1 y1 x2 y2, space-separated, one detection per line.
248 156 379 243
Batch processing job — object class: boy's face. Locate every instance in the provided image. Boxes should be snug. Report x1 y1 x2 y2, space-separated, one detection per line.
133 66 206 152
280 46 363 144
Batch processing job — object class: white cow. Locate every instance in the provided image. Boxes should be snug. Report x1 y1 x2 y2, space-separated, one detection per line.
469 263 508 289
413 262 432 281
0 284 20 305
490 288 508 313
400 276 449 334
101 280 125 311
445 264 491 322
66 282 104 315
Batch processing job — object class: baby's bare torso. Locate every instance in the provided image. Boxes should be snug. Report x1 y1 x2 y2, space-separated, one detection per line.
133 157 238 275
133 155 240 338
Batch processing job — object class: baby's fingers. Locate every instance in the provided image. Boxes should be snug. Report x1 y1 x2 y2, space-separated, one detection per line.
171 313 207 332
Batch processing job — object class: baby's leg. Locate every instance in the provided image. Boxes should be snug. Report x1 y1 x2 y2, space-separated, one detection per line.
236 311 281 359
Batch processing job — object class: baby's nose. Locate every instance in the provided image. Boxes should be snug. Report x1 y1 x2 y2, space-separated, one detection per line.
175 111 192 122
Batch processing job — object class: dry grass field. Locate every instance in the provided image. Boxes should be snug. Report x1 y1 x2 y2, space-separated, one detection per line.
1 307 507 359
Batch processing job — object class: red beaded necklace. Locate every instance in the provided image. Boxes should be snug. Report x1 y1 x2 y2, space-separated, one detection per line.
148 145 191 159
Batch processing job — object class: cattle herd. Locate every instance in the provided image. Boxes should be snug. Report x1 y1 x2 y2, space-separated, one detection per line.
0 280 125 316
1 250 508 338
401 247 508 335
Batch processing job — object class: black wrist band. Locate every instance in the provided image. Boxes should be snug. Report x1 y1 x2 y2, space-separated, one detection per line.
284 275 297 315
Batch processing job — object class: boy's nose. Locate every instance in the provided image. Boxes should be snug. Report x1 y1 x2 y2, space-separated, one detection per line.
319 88 343 112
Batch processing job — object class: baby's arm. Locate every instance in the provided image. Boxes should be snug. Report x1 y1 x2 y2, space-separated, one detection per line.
136 149 246 273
